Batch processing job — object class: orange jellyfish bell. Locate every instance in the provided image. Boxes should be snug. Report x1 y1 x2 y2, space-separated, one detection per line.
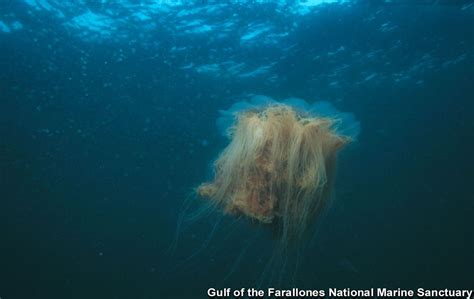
198 96 359 244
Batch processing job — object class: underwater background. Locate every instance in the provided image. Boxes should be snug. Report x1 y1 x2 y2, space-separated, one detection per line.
1 0 473 298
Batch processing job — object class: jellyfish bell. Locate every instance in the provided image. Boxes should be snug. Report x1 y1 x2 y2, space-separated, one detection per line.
197 95 360 248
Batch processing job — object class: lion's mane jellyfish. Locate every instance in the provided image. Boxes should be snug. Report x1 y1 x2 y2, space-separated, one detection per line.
197 95 360 247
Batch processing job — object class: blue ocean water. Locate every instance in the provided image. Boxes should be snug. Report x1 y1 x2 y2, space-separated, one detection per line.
1 1 473 298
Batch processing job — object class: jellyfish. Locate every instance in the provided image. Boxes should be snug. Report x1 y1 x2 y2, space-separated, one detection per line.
168 95 360 287
197 95 360 248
